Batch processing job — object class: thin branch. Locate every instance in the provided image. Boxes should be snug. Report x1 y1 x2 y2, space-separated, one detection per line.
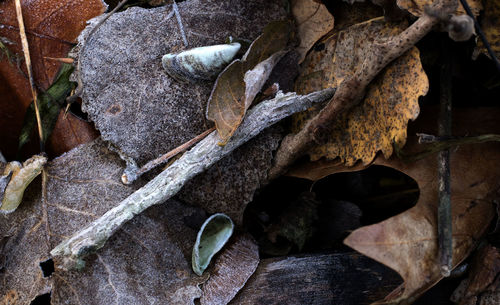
437 42 452 277
121 126 216 184
173 0 189 47
458 0 500 72
50 88 336 270
15 0 44 151
268 0 457 181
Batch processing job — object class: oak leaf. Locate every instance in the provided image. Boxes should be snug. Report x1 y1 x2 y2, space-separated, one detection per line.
288 107 500 304
396 0 482 17
293 17 427 166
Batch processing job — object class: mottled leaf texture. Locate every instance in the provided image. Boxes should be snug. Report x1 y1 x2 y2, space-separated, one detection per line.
192 213 234 276
396 0 482 17
289 107 500 304
207 20 292 145
473 0 500 60
0 139 207 304
201 234 259 305
292 0 334 63
294 18 427 166
78 0 287 165
0 0 105 158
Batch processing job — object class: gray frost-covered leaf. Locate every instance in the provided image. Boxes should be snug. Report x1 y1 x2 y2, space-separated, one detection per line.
0 139 206 304
79 0 287 165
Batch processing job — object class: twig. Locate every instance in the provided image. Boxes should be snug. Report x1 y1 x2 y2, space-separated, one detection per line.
67 0 129 105
121 126 216 184
459 0 500 72
50 88 336 270
399 134 500 161
268 0 458 181
173 0 189 47
437 41 452 277
15 0 44 151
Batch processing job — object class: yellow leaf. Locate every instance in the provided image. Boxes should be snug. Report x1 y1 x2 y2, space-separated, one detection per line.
473 0 500 60
293 18 428 166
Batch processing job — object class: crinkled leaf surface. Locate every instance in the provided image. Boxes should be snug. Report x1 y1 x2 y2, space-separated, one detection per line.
291 0 334 63
206 20 292 145
0 139 208 304
293 18 427 166
201 234 259 305
288 107 500 304
79 0 287 165
0 0 105 159
396 0 482 17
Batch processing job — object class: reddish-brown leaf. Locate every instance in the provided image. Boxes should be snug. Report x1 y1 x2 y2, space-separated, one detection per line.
0 0 105 158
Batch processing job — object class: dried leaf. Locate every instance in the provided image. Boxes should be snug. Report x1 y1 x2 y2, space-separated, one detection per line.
0 139 206 304
0 0 105 159
201 234 259 305
292 0 334 63
0 155 46 213
192 213 234 276
473 0 500 60
207 20 293 145
451 245 500 305
294 18 427 166
289 107 500 304
79 0 287 165
396 0 482 17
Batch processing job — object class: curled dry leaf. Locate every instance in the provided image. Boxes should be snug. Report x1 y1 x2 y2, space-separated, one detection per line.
0 139 207 304
451 244 500 305
293 17 427 166
396 0 482 17
473 0 500 60
192 213 234 276
291 0 334 63
0 154 46 213
289 107 500 304
0 0 105 158
207 20 293 145
201 234 259 305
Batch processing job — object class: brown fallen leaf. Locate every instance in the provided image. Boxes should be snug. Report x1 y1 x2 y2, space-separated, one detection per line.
451 244 500 305
293 17 427 166
201 234 259 305
291 0 334 63
472 0 500 60
288 107 500 304
207 20 293 145
396 0 482 17
0 139 207 304
0 0 105 159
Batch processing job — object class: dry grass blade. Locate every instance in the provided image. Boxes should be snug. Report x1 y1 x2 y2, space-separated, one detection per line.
14 0 43 150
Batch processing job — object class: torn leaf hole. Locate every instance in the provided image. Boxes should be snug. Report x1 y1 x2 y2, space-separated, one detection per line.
30 292 51 305
39 259 54 277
